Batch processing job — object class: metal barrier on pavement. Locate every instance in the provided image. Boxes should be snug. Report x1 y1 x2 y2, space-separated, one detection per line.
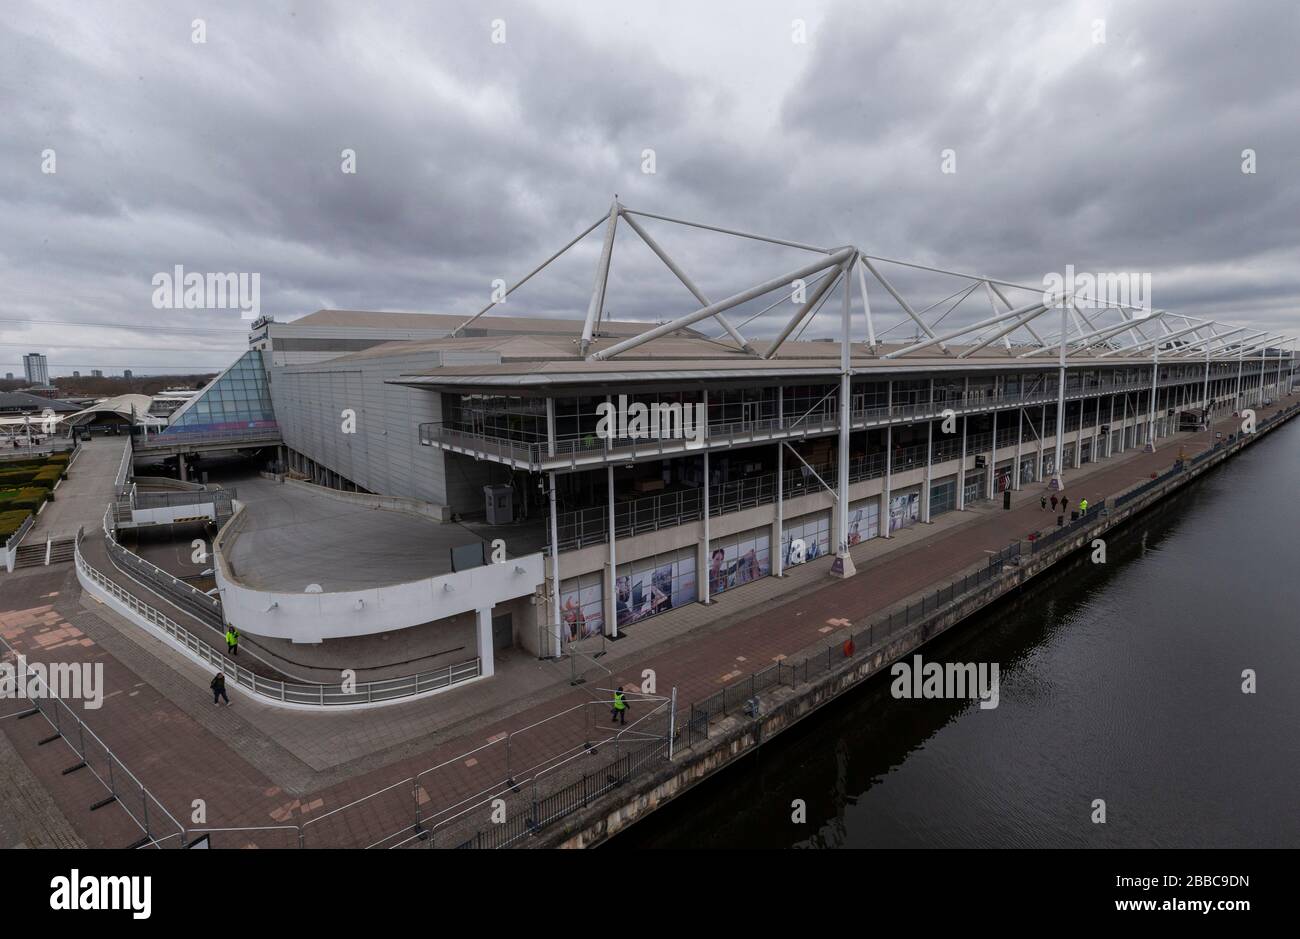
0 633 186 848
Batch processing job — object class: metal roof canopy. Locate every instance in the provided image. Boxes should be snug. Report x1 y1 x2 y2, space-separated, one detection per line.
448 200 1295 369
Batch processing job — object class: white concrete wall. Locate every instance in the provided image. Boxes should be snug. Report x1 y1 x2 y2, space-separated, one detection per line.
130 502 216 525
217 549 546 643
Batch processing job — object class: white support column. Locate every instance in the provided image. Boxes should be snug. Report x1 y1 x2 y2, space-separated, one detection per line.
475 607 496 678
1014 408 1023 490
832 263 856 579
883 425 893 536
548 471 562 658
988 407 997 500
957 382 968 511
1108 395 1116 457
1146 351 1160 451
774 421 784 576
882 379 893 538
1040 403 1048 476
1202 351 1211 421
1074 402 1083 469
701 448 711 603
1121 394 1130 451
1049 300 1068 491
1235 344 1245 410
923 379 934 520
544 400 562 657
606 461 619 637
579 201 620 357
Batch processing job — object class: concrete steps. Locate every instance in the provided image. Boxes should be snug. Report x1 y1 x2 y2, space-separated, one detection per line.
12 543 46 569
12 537 76 568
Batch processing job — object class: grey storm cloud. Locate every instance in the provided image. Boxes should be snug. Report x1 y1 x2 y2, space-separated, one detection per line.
0 0 1296 374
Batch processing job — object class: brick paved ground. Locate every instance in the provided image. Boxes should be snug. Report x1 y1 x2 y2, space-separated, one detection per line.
0 711 86 848
0 400 1291 847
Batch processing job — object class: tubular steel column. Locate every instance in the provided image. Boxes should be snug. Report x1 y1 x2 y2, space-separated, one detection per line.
1202 351 1211 419
883 379 893 539
1049 300 1068 491
1235 344 1245 410
607 464 618 637
1074 402 1083 469
701 390 711 601
1108 395 1116 457
832 262 856 579
774 413 784 576
1146 350 1159 452
545 397 560 655
923 379 935 520
548 470 562 658
1014 407 1023 490
988 408 997 500
957 378 968 510
1040 403 1048 478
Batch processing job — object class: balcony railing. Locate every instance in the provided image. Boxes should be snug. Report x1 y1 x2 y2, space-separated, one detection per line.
135 427 282 450
421 376 1216 469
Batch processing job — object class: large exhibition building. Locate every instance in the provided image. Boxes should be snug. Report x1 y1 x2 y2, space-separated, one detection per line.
140 206 1297 685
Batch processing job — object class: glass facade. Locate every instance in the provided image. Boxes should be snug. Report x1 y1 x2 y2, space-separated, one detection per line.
163 351 277 435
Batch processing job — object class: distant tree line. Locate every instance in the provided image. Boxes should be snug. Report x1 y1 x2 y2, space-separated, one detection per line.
0 373 216 397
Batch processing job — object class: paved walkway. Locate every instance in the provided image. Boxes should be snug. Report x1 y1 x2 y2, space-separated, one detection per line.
0 399 1291 847
25 436 126 541
0 713 87 848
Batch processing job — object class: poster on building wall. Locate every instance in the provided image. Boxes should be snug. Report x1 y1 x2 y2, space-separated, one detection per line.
709 530 771 596
616 552 697 628
889 490 920 532
559 576 604 641
782 512 830 568
846 499 880 544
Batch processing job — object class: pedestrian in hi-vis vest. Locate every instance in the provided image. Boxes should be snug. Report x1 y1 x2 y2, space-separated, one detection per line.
225 626 240 656
1079 498 1089 515
611 687 629 725
211 671 231 706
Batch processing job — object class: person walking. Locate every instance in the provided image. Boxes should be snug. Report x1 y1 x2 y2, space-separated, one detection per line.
1050 494 1058 512
211 671 230 706
225 626 240 656
1061 496 1070 515
610 687 629 725
1079 497 1089 515
1040 495 1047 511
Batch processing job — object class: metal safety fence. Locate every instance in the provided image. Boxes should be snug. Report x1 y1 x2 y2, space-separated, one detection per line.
0 633 185 848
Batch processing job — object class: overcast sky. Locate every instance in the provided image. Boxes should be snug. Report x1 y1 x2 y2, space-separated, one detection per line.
2 0 1298 375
